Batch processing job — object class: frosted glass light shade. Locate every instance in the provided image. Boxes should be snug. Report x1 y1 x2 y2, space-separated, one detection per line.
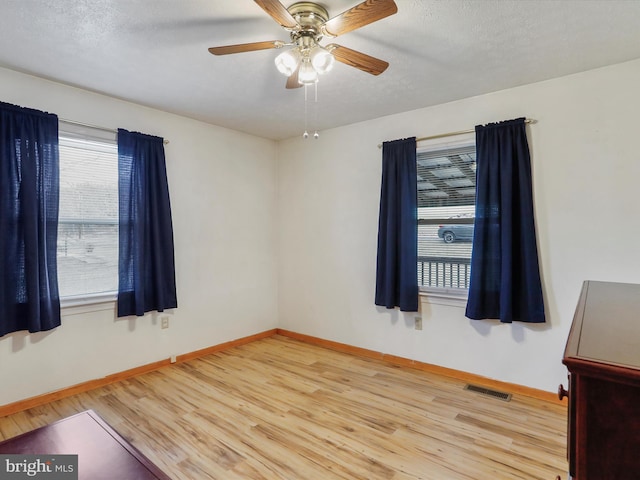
275 49 301 76
298 60 318 84
309 46 335 74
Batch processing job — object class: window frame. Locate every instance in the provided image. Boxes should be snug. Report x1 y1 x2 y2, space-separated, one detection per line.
57 121 119 308
417 134 476 305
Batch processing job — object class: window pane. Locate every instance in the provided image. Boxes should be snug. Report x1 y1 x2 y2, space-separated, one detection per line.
417 144 476 289
57 133 118 298
57 223 118 296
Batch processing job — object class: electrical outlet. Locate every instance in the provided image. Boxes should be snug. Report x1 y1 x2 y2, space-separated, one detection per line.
414 316 423 330
161 316 169 329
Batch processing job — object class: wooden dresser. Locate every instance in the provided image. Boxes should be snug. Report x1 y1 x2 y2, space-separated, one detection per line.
560 280 640 480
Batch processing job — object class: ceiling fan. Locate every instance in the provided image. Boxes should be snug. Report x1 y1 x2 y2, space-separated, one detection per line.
208 0 398 89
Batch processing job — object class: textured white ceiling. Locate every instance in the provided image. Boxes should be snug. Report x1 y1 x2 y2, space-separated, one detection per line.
1 0 639 140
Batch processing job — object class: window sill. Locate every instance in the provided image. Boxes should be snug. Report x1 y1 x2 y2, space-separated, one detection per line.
60 291 117 315
419 287 468 308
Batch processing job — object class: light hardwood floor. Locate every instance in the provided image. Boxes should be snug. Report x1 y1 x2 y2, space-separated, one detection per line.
0 335 567 479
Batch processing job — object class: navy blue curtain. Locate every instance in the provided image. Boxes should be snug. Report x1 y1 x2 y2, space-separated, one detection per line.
375 137 418 312
117 129 177 317
466 118 545 323
0 102 60 336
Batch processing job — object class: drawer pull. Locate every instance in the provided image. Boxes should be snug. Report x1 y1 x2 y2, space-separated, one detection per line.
558 384 569 400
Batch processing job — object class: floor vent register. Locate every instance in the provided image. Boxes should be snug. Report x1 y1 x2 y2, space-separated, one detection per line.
464 384 512 402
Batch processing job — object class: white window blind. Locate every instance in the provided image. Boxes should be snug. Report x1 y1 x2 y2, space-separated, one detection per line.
417 143 476 290
57 124 118 299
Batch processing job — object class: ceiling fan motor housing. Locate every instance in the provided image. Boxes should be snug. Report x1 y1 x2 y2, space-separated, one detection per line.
287 2 330 46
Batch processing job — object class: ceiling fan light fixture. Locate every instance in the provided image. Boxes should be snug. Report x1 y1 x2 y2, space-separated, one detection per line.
309 46 335 74
298 59 319 84
209 0 399 89
275 48 301 76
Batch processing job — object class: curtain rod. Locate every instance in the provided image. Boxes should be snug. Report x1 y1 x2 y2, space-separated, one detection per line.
60 118 170 145
377 118 535 149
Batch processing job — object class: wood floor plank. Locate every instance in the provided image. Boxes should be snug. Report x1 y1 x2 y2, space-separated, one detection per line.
0 335 567 479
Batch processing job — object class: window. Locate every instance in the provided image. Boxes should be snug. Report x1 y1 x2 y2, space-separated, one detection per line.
417 142 476 292
57 123 118 301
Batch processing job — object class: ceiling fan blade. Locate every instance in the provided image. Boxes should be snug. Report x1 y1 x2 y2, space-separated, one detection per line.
208 40 284 55
323 0 397 37
285 66 302 89
327 44 389 75
253 0 298 29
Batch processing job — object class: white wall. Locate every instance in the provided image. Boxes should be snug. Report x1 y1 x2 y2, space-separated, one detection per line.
0 67 279 406
277 59 640 393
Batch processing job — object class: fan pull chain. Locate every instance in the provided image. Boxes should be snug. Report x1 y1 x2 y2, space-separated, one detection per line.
313 82 319 139
302 82 320 140
303 84 309 139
